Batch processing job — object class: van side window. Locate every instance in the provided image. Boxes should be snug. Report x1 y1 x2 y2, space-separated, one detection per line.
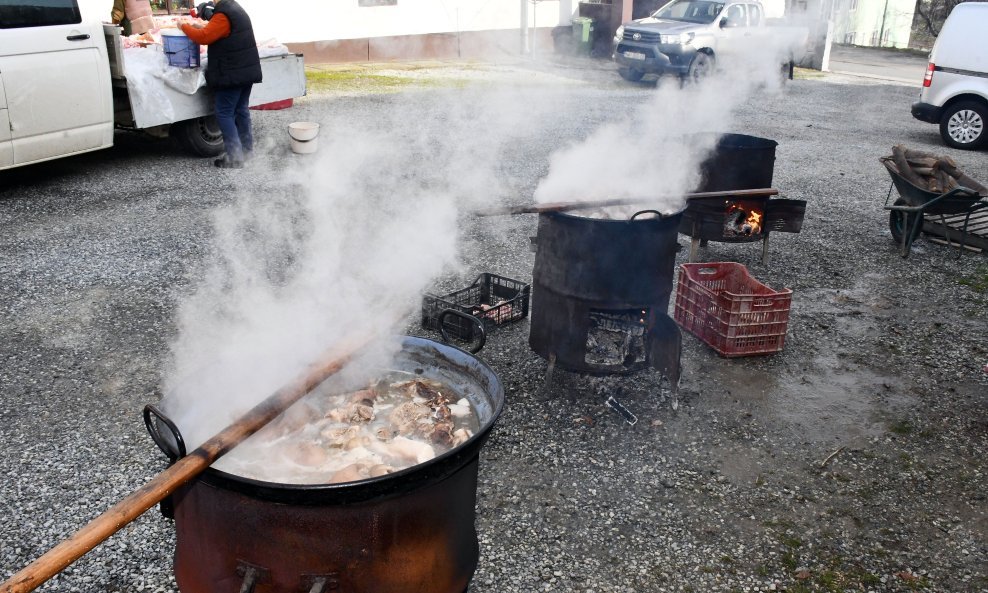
0 0 82 29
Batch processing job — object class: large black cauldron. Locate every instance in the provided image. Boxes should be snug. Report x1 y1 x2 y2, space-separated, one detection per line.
529 209 684 379
146 337 503 593
694 133 778 192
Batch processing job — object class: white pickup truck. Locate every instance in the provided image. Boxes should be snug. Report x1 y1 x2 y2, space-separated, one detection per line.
0 0 306 171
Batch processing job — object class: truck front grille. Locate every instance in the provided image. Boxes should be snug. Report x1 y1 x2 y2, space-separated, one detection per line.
623 30 662 43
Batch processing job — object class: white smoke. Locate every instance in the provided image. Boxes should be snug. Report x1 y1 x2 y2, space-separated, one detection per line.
534 33 797 214
161 33 799 449
160 87 563 449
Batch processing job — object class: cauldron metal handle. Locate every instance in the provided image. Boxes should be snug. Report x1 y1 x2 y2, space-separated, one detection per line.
143 404 187 462
630 210 664 220
437 309 486 354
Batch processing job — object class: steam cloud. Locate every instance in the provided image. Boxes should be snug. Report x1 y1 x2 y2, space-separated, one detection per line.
535 35 797 214
161 87 562 448
161 36 797 449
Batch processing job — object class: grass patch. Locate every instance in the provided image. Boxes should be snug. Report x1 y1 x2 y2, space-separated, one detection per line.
781 550 799 571
793 68 825 79
890 419 915 435
958 266 988 293
304 67 472 94
306 69 414 93
787 561 888 592
810 568 890 592
772 545 888 592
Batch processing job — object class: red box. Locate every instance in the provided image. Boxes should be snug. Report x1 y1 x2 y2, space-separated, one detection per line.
250 98 294 111
674 262 792 357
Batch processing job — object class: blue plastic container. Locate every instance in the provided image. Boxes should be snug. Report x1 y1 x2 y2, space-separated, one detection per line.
162 31 200 68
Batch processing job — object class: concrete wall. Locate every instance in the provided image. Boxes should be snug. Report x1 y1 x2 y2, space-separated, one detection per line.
830 0 915 48
285 28 556 63
240 0 569 47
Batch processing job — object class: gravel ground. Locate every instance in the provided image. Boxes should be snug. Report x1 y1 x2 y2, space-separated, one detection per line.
1 56 986 593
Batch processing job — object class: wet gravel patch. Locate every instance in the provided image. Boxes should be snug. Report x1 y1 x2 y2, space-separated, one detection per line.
1 62 986 593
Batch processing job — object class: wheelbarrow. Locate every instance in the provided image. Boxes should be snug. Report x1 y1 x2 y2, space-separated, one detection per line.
881 156 988 258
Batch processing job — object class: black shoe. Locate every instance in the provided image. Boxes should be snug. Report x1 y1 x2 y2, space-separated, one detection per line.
214 158 244 169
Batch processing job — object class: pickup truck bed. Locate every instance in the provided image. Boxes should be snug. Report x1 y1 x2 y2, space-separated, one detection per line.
103 24 306 131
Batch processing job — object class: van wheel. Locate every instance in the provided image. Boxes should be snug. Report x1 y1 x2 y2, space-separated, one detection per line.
939 100 987 150
618 67 645 82
685 52 713 84
171 116 225 157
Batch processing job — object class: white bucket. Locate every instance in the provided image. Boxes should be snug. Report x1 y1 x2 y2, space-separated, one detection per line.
288 122 320 154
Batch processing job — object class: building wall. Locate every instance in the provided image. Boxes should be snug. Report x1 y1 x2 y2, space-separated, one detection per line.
240 0 571 46
830 0 915 47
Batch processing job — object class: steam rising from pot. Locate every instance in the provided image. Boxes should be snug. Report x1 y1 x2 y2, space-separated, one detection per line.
160 88 563 449
161 39 798 450
534 38 798 216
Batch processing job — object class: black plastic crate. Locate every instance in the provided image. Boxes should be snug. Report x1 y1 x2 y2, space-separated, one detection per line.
422 274 531 341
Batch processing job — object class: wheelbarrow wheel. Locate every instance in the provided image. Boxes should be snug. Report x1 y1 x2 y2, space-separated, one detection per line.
888 199 923 256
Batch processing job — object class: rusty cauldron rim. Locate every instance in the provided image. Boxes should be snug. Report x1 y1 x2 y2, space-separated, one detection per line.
546 206 686 225
149 336 504 506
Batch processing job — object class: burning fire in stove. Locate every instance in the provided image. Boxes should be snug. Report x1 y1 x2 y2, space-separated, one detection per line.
724 201 764 237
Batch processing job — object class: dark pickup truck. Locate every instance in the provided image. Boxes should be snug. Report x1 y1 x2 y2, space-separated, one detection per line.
612 0 806 83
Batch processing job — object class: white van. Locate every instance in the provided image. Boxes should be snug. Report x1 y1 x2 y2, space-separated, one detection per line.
911 2 988 150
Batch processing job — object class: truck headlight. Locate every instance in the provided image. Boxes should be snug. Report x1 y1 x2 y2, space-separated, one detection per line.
615 25 625 40
660 32 694 45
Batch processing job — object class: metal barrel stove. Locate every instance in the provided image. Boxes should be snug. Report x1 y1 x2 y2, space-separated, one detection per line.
528 209 684 381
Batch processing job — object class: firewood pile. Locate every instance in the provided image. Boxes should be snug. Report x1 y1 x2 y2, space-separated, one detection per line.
885 145 988 196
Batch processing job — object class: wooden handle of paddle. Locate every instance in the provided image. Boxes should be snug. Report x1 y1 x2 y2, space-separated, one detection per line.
0 330 382 593
475 188 779 216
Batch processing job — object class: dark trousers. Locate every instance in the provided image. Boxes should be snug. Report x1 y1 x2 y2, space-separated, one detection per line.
214 84 253 162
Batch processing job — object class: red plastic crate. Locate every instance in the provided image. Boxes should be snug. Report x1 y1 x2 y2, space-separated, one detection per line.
674 262 792 357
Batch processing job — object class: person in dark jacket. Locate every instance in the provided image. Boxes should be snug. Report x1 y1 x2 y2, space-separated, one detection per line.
180 0 262 168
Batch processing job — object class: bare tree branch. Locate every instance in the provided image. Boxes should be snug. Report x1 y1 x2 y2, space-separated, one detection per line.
915 0 987 38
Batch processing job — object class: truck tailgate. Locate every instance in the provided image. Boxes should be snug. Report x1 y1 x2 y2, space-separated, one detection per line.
126 53 306 129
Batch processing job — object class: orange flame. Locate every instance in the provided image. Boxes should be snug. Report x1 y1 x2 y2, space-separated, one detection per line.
746 209 763 235
725 203 764 236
